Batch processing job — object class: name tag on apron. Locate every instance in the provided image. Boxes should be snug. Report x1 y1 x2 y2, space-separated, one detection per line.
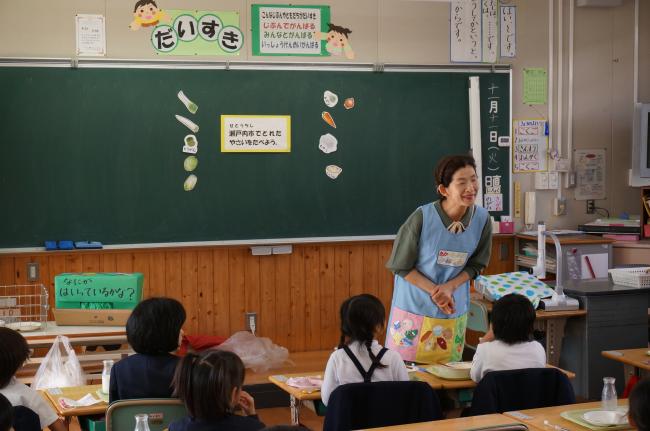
437 250 468 267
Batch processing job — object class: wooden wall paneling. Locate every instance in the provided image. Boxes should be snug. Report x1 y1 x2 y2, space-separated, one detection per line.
333 245 351 329
115 253 133 273
148 251 166 299
48 255 66 318
100 254 117 272
13 256 29 320
196 250 214 336
289 246 306 352
131 252 151 298
243 254 261 337
377 243 394 313
259 255 276 341
303 246 320 351
228 248 246 333
319 245 336 350
65 254 82 272
181 250 199 335
348 245 364 296
164 251 183 304
273 253 291 348
362 245 379 297
212 249 230 338
0 256 14 285
82 254 100 272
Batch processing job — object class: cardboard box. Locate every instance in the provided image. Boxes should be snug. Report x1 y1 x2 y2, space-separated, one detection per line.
53 308 131 326
54 273 143 309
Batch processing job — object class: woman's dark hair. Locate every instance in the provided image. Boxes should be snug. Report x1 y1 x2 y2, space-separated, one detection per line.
126 297 186 354
173 350 245 421
434 154 477 200
630 377 650 431
133 0 158 12
491 294 536 344
338 294 387 369
0 327 31 388
0 393 12 431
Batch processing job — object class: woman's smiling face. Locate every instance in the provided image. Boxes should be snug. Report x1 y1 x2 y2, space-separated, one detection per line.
438 165 479 207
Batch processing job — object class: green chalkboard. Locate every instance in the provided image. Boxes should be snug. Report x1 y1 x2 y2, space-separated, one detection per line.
0 66 510 247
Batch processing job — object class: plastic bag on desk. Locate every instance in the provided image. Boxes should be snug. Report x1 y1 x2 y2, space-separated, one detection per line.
33 335 85 390
214 331 291 373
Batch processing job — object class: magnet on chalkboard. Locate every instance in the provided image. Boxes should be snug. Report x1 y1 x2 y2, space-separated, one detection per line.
544 121 549 136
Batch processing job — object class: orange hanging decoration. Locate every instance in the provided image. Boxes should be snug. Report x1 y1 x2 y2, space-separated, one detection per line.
321 111 337 128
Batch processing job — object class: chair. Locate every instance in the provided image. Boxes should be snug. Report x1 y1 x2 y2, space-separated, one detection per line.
465 299 490 352
469 368 576 415
323 381 442 431
12 406 40 431
105 399 187 431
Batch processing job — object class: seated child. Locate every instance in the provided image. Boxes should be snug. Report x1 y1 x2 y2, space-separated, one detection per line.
0 393 13 431
629 376 650 431
470 293 546 382
320 294 409 406
0 328 67 431
169 350 265 431
110 297 186 402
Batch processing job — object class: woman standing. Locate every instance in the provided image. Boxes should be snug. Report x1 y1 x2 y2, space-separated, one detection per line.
385 154 492 364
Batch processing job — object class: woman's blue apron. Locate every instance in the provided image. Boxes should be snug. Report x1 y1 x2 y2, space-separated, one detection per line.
386 203 488 363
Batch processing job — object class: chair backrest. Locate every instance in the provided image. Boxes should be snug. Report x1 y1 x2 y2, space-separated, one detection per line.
465 300 490 350
323 381 442 431
470 368 576 415
12 406 41 431
106 398 187 431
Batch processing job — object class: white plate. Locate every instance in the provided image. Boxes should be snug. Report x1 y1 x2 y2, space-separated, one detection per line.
5 321 42 332
582 410 628 426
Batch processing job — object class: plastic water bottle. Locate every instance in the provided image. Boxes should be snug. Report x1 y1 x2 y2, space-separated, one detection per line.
601 377 617 411
102 359 114 394
134 414 151 431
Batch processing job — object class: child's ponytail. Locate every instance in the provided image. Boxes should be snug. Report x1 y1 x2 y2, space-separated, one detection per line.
340 294 387 369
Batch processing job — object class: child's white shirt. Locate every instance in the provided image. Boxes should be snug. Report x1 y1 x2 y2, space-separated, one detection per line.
0 377 59 428
321 340 409 406
470 339 546 382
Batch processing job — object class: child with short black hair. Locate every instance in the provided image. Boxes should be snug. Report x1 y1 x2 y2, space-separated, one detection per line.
169 350 265 431
109 297 186 402
0 328 67 431
320 294 409 406
629 377 650 431
0 393 13 431
470 294 546 382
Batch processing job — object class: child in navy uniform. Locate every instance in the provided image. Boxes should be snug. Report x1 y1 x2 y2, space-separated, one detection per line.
320 294 409 406
110 297 186 402
169 350 265 431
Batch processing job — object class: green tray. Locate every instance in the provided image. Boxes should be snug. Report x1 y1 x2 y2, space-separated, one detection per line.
560 408 631 431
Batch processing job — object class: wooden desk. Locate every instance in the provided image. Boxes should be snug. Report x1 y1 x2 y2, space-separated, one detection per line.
602 348 650 384
504 400 630 431
360 414 522 431
23 322 127 349
268 373 323 425
41 384 107 417
475 297 587 366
